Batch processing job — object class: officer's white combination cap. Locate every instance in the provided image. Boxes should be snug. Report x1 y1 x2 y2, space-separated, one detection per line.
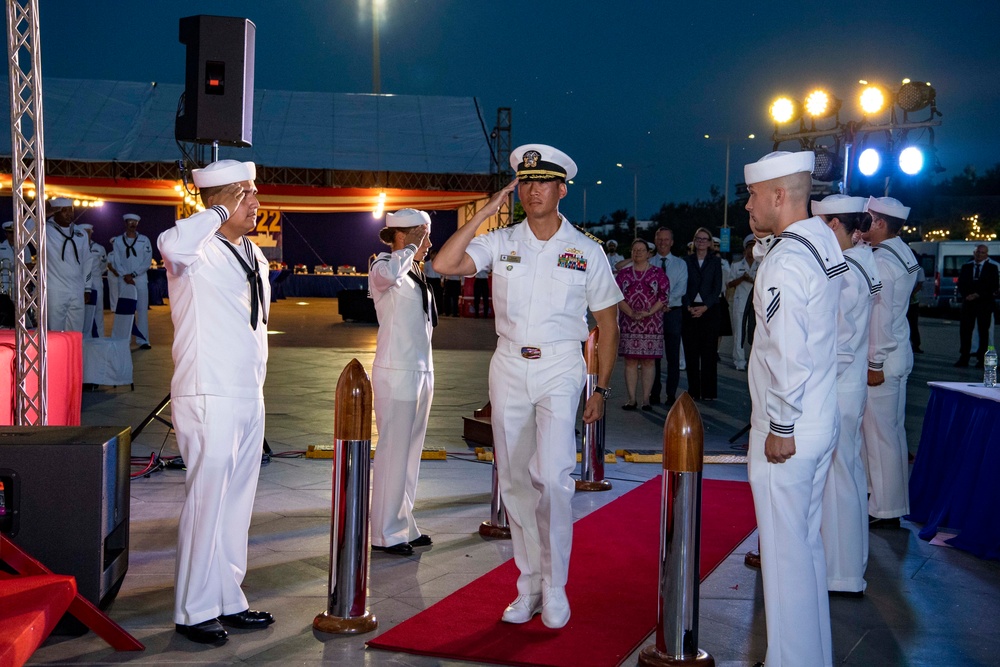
510 144 578 181
811 194 867 216
1 221 12 230
864 196 910 221
123 213 141 222
49 197 73 207
191 160 256 188
744 151 815 185
386 208 431 228
744 233 756 247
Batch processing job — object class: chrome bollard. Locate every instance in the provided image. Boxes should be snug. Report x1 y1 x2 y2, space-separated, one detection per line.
577 326 611 492
314 359 378 635
479 457 511 539
639 392 714 666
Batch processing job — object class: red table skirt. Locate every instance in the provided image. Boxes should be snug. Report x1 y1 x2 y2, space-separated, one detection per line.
0 330 82 425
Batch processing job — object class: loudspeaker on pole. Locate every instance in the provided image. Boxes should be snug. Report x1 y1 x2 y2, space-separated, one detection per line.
175 15 255 147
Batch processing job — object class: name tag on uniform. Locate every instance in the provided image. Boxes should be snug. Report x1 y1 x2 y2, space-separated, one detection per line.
558 248 587 271
500 253 521 263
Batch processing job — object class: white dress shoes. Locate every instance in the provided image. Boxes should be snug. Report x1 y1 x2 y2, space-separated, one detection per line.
541 584 571 629
501 593 542 623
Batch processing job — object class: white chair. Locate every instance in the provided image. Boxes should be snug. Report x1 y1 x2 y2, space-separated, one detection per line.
82 283 136 389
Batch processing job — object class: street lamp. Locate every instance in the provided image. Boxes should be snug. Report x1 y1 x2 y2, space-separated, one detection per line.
703 133 756 229
569 179 602 225
616 163 652 239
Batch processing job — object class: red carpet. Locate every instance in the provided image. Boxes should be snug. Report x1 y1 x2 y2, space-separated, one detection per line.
367 477 756 667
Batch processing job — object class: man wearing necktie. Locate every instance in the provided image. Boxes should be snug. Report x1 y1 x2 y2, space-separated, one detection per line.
158 160 272 645
956 244 1000 368
108 213 153 347
368 208 437 557
45 197 93 332
649 227 687 406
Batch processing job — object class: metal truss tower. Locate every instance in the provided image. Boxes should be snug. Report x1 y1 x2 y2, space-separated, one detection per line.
493 107 512 229
6 0 48 424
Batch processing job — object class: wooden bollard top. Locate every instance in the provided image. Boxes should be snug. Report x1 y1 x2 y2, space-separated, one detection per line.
662 392 703 473
585 326 599 374
334 359 373 441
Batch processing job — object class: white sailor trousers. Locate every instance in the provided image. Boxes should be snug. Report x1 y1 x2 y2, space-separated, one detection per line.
749 428 835 667
821 385 869 592
370 366 433 547
730 291 750 369
46 285 84 333
489 344 584 596
862 347 912 519
172 394 265 625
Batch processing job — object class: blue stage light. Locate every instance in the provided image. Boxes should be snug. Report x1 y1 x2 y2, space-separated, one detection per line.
858 148 881 177
899 146 925 175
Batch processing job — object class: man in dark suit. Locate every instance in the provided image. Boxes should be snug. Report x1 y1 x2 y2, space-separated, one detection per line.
955 244 999 368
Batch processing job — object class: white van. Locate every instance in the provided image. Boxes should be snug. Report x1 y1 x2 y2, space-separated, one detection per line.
908 240 1000 310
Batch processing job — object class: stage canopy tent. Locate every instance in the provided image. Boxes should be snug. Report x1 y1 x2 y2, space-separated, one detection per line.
0 77 496 212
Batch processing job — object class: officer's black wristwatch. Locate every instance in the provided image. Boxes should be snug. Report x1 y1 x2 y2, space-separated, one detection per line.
593 386 611 399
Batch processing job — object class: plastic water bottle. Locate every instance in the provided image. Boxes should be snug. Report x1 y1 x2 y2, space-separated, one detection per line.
985 346 998 388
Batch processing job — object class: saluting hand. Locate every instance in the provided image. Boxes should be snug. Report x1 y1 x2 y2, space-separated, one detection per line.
404 224 428 249
487 178 518 215
215 183 246 217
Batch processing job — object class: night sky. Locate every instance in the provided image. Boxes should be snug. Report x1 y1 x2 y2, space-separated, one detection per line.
30 0 1000 223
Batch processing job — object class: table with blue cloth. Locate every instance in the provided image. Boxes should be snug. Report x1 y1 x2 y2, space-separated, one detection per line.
278 274 368 298
907 381 1000 559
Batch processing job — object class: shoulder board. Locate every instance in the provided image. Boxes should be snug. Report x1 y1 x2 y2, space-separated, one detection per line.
573 225 604 245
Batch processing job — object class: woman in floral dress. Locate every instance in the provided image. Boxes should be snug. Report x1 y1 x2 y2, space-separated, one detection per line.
616 239 669 410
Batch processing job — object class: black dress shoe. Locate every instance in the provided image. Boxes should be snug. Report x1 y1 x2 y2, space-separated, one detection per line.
409 534 433 548
372 542 413 556
976 359 985 369
176 619 228 644
139 344 152 350
218 609 274 629
829 589 865 599
869 516 901 529
648 396 661 406
954 357 970 367
640 404 653 412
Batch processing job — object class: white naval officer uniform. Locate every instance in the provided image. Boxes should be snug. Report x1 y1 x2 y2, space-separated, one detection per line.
748 216 846 667
821 244 881 593
862 235 919 519
108 231 153 345
46 220 93 332
85 237 108 336
369 242 435 548
158 204 270 627
728 254 757 370
465 215 621 598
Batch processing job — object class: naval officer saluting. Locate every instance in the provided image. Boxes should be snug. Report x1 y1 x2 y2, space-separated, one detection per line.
434 144 622 629
158 159 273 645
369 208 437 557
744 151 846 667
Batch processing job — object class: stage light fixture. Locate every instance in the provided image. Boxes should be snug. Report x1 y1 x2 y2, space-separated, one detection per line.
898 146 925 175
804 90 841 119
812 148 842 182
858 148 881 177
859 85 887 115
897 81 936 113
769 96 800 124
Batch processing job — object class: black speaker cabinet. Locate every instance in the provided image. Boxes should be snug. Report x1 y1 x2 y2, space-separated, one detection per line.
175 15 255 147
0 426 131 609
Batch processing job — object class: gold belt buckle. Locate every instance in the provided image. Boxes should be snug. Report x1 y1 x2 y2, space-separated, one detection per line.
521 346 541 360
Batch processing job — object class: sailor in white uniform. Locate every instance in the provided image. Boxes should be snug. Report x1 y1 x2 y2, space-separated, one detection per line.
744 151 846 667
108 213 153 347
860 196 920 527
369 208 437 557
158 160 273 645
434 144 622 630
77 224 108 337
814 195 882 596
726 234 758 370
45 198 93 333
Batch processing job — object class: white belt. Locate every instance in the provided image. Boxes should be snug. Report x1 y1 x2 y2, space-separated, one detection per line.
498 338 582 359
